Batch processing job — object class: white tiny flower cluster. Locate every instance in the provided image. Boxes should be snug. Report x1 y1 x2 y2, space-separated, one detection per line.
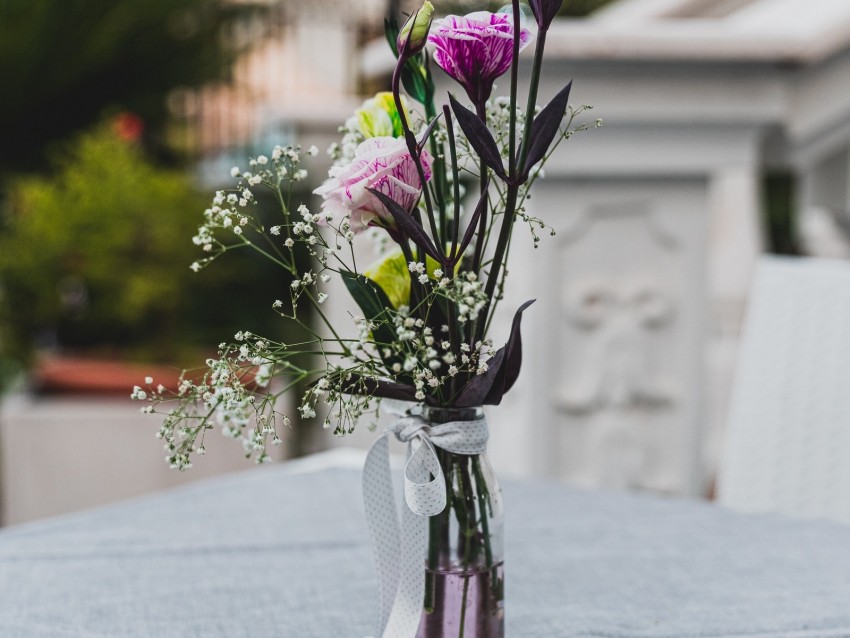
329 120 366 166
289 266 330 308
131 340 292 470
130 385 147 401
190 185 256 262
298 365 382 436
290 203 327 247
266 201 343 314
345 299 496 404
240 144 313 184
441 272 488 324
408 260 431 285
485 96 532 162
516 208 556 249
189 144 318 272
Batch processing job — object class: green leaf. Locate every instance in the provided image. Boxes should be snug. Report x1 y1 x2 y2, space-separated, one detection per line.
449 93 508 181
340 270 394 327
402 60 428 104
384 16 400 57
340 271 402 371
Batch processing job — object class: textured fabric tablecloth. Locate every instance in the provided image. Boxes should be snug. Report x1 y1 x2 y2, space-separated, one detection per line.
2 454 850 638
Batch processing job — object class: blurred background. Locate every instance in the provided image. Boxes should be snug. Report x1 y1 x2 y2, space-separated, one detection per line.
2 0 849 525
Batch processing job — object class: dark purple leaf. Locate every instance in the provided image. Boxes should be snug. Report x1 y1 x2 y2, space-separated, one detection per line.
455 182 489 261
528 0 563 31
454 347 507 408
367 188 442 262
454 299 535 406
448 93 508 181
384 16 400 57
522 81 571 181
494 298 535 397
417 112 443 153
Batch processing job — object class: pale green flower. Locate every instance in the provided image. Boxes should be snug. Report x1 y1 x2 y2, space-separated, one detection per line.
355 92 409 138
365 246 460 308
365 248 411 309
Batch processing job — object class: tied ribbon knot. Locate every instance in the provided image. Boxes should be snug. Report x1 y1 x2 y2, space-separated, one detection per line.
362 413 489 638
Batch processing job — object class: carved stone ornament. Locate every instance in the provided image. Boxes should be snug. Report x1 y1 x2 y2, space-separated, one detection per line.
555 278 678 414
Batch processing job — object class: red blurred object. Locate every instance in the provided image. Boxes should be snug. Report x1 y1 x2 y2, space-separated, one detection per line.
32 355 261 396
33 356 183 396
112 112 144 142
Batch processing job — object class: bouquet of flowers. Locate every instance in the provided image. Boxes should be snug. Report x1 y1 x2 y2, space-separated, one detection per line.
133 1 596 636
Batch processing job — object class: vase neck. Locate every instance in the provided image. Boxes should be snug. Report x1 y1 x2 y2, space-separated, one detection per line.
421 405 484 424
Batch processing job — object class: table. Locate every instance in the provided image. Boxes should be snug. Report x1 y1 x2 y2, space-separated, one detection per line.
2 450 850 637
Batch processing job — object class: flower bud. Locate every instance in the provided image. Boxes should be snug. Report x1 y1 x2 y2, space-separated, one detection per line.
397 1 434 55
528 0 563 31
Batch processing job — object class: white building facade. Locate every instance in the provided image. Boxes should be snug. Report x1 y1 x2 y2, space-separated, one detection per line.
480 0 850 495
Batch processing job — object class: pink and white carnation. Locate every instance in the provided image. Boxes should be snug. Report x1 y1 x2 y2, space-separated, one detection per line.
314 136 432 234
428 12 534 106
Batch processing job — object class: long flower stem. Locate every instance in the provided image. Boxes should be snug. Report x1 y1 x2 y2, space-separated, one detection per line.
391 54 442 260
518 28 548 172
471 101 490 276
424 97 448 246
471 456 500 603
476 184 517 344
455 458 477 638
443 105 463 398
477 18 549 344
444 106 462 260
508 0 521 181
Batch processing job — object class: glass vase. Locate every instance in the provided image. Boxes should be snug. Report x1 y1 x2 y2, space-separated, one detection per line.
417 406 505 638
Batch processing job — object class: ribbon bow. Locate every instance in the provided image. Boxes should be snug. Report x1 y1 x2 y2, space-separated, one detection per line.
363 413 489 638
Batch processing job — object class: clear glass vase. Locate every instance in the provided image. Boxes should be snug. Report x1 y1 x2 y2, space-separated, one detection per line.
417 406 505 638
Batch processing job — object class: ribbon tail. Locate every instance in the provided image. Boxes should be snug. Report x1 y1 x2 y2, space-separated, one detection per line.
363 434 400 637
383 492 428 637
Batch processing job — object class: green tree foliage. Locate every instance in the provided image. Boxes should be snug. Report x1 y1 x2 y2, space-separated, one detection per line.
0 123 289 367
0 0 263 173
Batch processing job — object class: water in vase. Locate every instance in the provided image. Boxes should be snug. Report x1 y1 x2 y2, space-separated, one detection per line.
417 562 505 638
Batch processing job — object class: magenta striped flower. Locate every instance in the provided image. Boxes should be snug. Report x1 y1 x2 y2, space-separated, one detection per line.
314 137 432 234
428 11 534 106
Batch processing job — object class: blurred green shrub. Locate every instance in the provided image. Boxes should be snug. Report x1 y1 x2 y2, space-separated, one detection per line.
0 121 287 368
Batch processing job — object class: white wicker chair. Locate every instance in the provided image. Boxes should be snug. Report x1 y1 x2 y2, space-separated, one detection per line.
717 255 850 523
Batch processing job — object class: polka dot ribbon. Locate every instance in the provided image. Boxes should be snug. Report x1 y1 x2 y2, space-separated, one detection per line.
362 414 490 638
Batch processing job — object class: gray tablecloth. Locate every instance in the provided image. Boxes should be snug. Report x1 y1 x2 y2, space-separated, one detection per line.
2 455 850 638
